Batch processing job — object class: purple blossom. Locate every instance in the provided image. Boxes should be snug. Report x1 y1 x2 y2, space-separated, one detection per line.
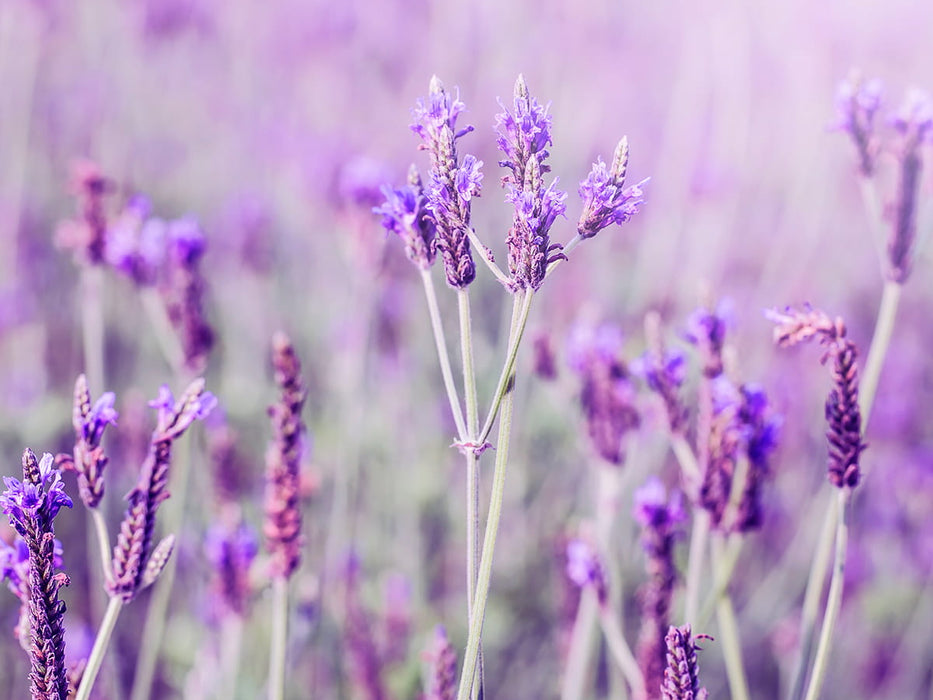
831 74 884 176
65 374 119 509
167 215 207 264
565 538 608 604
1 453 73 538
577 137 648 239
662 625 710 700
374 165 437 270
104 195 166 285
410 77 478 288
495 74 554 192
632 345 688 434
633 477 686 533
205 519 258 618
685 300 733 378
891 88 933 141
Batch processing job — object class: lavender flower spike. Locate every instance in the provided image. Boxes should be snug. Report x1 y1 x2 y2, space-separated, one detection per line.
64 374 118 509
108 379 215 601
264 332 307 580
424 625 457 700
661 625 710 700
831 73 883 177
1 450 73 699
411 76 479 288
497 75 567 291
373 164 437 270
578 137 649 239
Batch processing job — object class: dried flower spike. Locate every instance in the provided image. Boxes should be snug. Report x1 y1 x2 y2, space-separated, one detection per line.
661 625 710 700
108 380 215 601
0 450 73 700
264 332 308 580
410 76 479 288
578 137 649 239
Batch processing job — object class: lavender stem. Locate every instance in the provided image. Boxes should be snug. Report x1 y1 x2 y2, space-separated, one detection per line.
545 232 584 279
91 508 112 578
670 434 701 482
802 489 851 700
477 290 535 445
140 287 187 374
858 280 901 431
711 535 751 700
75 595 123 700
683 509 710 629
219 614 245 700
420 269 468 439
458 288 484 699
856 177 887 275
456 292 525 700
465 229 510 285
269 576 290 700
597 602 646 700
560 587 599 700
697 535 743 629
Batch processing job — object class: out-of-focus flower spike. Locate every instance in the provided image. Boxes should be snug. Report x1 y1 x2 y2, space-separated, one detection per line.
831 73 884 177
66 374 118 509
424 625 457 700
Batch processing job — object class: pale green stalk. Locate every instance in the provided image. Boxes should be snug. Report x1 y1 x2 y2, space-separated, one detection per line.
218 615 245 700
140 287 186 374
75 596 124 700
269 576 290 700
697 535 742 630
597 604 645 700
802 489 851 700
456 292 529 700
91 509 112 580
420 269 467 439
711 536 750 700
81 266 106 397
683 509 710 629
458 288 484 699
561 588 600 700
858 280 901 433
857 177 887 273
787 495 839 700
670 434 700 482
465 229 510 285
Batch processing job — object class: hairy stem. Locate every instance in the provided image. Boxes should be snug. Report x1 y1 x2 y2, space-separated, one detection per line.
420 269 467 439
75 596 123 700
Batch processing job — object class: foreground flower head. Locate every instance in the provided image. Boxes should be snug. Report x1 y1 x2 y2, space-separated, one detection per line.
410 76 479 288
374 165 437 270
0 450 73 699
578 137 648 239
661 625 710 700
768 305 864 488
497 75 567 291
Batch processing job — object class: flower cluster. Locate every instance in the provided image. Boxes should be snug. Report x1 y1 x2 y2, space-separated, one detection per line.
374 165 437 270
577 137 649 239
633 477 686 698
108 380 215 600
410 76 480 288
769 306 864 488
661 625 710 700
568 323 640 466
0 450 74 699
496 75 567 291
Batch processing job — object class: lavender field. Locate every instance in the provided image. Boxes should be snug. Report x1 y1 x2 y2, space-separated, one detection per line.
0 1 931 698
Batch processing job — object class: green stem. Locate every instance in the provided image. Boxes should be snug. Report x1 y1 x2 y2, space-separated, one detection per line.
670 434 700 483
683 508 710 629
465 229 510 285
269 576 290 700
75 596 123 700
787 494 839 700
91 508 112 580
857 177 887 275
139 287 186 374
697 535 743 630
80 266 106 396
476 291 534 445
858 280 901 433
458 288 484 699
456 330 521 700
218 615 245 700
545 233 584 279
561 588 600 700
597 603 646 700
420 269 467 440
712 536 750 700
802 489 851 700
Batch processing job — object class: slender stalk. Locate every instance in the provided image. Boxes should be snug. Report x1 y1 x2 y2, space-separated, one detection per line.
561 588 600 700
456 344 520 700
81 266 106 396
786 487 842 700
458 288 484 699
476 290 534 445
857 177 887 274
545 233 585 279
711 536 750 700
420 269 467 439
218 615 245 700
802 489 851 700
858 280 901 433
683 509 710 629
269 576 290 700
597 604 646 700
75 596 124 700
697 535 743 630
465 229 510 285
91 508 112 579
670 434 700 482
140 287 186 374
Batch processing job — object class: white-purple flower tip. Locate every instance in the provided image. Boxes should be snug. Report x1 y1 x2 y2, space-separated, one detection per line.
577 138 649 238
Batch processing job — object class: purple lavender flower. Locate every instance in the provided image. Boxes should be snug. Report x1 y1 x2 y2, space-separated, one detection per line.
264 332 307 580
568 323 640 465
887 89 933 284
205 519 258 618
109 379 215 601
496 75 567 290
61 374 118 509
410 76 478 288
633 338 688 434
732 384 781 532
424 625 457 700
661 625 710 700
831 74 884 177
698 377 742 529
54 160 113 266
104 195 167 285
1 450 73 699
768 306 865 489
633 477 684 699
577 137 648 239
373 164 437 270
684 300 733 379
565 537 608 605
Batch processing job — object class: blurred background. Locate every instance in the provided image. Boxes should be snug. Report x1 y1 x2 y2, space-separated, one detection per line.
0 0 931 698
